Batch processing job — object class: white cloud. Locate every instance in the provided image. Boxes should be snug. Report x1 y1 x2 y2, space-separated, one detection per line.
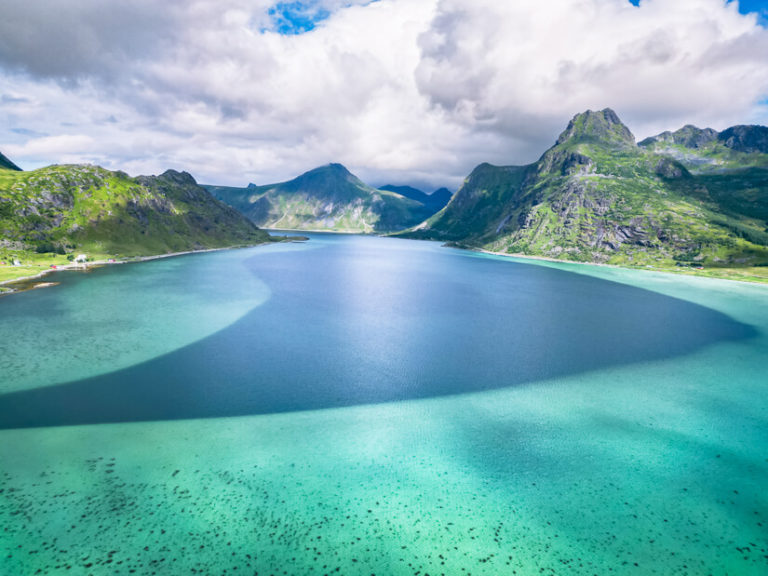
1 0 767 189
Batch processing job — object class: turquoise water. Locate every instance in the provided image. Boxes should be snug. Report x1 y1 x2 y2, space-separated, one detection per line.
1 234 766 574
0 250 270 395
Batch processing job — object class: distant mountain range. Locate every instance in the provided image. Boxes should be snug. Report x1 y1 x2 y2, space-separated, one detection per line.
0 162 269 266
404 109 768 268
3 108 768 273
378 184 452 212
205 164 450 233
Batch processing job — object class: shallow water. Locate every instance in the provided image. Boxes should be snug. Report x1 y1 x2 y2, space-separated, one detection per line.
1 234 766 575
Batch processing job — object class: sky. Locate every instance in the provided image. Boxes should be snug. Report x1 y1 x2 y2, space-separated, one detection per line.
1 0 768 191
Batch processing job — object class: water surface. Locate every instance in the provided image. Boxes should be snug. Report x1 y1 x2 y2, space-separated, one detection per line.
1 234 766 575
0 235 753 427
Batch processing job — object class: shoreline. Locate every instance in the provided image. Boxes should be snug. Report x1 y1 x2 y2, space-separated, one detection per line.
471 247 768 286
0 243 271 295
3 236 766 294
265 230 768 285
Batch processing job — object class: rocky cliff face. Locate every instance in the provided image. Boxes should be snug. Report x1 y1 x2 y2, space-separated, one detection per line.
406 109 768 267
718 125 768 154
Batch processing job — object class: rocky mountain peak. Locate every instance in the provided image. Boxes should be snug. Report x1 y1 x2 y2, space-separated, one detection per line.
158 169 198 186
639 125 718 149
718 125 768 154
556 108 635 147
290 163 357 186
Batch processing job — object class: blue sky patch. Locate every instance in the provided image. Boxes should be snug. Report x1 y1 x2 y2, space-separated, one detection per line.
266 1 380 34
268 2 331 35
629 0 768 25
733 0 768 15
736 0 768 25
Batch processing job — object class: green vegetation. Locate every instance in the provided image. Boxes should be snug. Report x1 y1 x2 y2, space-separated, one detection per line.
403 109 768 279
1 163 271 285
205 163 442 233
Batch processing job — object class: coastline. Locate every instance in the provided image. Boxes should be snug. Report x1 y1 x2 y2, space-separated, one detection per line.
4 235 766 295
472 247 768 286
266 231 768 285
0 243 272 296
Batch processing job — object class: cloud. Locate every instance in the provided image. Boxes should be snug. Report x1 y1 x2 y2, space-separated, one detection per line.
1 0 767 189
416 0 768 149
0 1 181 81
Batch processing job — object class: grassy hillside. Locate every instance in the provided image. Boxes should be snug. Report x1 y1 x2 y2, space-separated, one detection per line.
405 109 768 272
206 164 438 233
1 163 270 284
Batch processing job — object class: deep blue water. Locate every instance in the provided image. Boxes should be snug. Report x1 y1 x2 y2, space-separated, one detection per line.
0 234 754 428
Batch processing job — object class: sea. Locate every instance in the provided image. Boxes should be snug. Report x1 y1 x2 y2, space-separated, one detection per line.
1 233 766 574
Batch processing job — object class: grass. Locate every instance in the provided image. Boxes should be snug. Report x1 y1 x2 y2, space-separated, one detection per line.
0 265 50 284
0 250 115 286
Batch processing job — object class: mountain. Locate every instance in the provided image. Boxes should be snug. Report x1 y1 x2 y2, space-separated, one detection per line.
378 184 452 211
638 125 718 150
430 187 453 208
639 124 768 169
0 150 21 171
718 125 768 154
205 164 438 232
405 108 768 268
0 164 270 264
555 107 635 148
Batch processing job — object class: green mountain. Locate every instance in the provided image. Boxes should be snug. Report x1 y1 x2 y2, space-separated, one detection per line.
378 184 453 212
0 163 269 265
0 150 21 171
205 164 437 232
405 109 768 269
638 124 768 167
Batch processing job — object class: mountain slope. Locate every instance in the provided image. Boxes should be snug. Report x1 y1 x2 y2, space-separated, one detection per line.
0 164 269 264
206 164 436 232
639 124 768 224
407 109 768 268
0 150 21 171
378 184 452 212
430 187 453 208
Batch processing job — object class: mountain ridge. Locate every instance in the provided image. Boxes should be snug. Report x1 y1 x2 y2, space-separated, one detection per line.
403 109 768 269
206 163 443 233
378 184 452 211
1 163 271 281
